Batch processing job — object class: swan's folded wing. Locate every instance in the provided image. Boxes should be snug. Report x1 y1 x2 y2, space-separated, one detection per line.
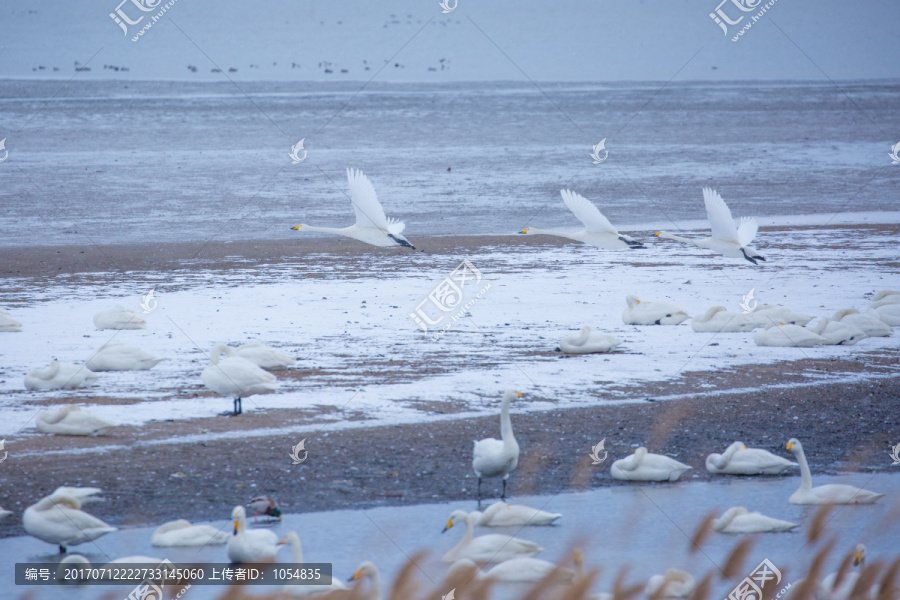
347 168 390 230
736 216 758 246
560 189 618 233
702 187 740 243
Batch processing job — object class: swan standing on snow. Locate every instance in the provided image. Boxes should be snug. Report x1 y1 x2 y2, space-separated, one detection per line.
831 309 892 337
518 189 644 249
645 569 695 598
867 299 900 326
560 326 621 354
753 323 826 347
292 168 414 249
747 304 814 327
655 188 765 264
85 343 164 371
807 318 868 345
23 489 117 553
93 305 147 329
610 447 692 482
226 344 295 369
280 531 347 595
691 306 760 332
469 501 562 527
712 507 798 533
25 362 98 390
869 290 900 306
202 344 278 416
786 439 883 505
622 294 690 326
473 389 521 500
0 308 22 332
227 505 280 563
151 519 230 546
36 405 118 436
706 441 798 475
441 509 542 563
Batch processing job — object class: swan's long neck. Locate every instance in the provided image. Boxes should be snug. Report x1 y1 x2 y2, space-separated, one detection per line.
449 514 475 559
43 406 74 425
209 344 232 365
288 535 303 563
366 568 381 600
300 225 351 235
795 445 812 490
717 443 742 467
574 327 590 345
500 396 516 449
525 228 585 242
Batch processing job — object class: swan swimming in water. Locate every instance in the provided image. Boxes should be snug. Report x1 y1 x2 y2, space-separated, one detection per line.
712 507 798 533
691 306 760 332
622 294 690 326
280 531 348 595
786 438 883 505
441 509 542 563
92 305 147 329
610 447 692 482
85 343 164 371
151 519 230 547
645 569 695 598
23 488 117 553
472 389 521 500
24 362 98 390
560 326 621 354
469 501 562 527
706 441 798 475
820 544 870 600
35 405 118 436
227 505 280 563
202 344 278 416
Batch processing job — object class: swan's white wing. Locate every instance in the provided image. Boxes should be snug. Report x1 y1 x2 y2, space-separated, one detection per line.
560 189 617 233
385 216 406 235
702 187 740 243
736 217 758 246
347 168 389 230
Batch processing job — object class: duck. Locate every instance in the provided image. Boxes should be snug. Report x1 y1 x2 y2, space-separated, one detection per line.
712 507 798 533
0 308 22 332
441 510 542 563
690 306 760 332
280 531 347 595
226 344 295 369
831 309 892 337
35 405 118 436
807 318 868 345
226 505 280 563
85 343 164 371
622 294 690 326
24 362 98 390
151 519 230 546
820 544 869 600
645 569 695 598
559 326 621 354
747 304 814 327
23 489 117 553
482 556 575 584
202 344 278 416
247 496 282 521
472 389 521 500
654 188 764 264
469 501 562 527
705 441 798 475
292 168 414 249
610 447 692 482
786 439 883 504
753 323 826 347
867 299 900 326
348 562 382 600
92 304 147 329
518 189 644 250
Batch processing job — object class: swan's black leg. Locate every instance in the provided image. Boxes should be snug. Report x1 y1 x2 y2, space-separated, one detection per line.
477 477 482 502
235 398 242 415
59 545 66 554
741 248 759 265
501 479 508 500
387 234 415 249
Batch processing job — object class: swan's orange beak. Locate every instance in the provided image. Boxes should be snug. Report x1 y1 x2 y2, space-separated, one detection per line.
516 391 523 398
519 228 528 234
233 520 239 535
854 551 863 565
654 232 661 237
442 518 454 533
786 442 793 450
292 225 302 230
636 299 641 304
350 568 362 581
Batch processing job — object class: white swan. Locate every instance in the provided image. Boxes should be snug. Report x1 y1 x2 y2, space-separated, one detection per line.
518 189 644 250
441 510 542 563
610 447 692 482
151 519 230 546
655 188 765 264
227 505 280 563
23 490 117 553
0 308 22 332
24 362 98 390
645 569 695 598
691 306 760 332
469 501 562 527
292 168 414 249
831 309 892 337
36 405 118 436
472 389 521 500
753 323 826 347
482 556 575 584
92 304 147 329
747 304 814 327
58 554 167 579
786 439 883 505
622 294 690 326
280 531 347 595
867 299 900 326
560 326 621 354
348 562 381 600
712 507 798 533
85 343 164 371
869 290 900 305
226 344 296 369
705 441 798 475
820 544 869 600
807 318 867 345
202 344 278 416
0 506 12 520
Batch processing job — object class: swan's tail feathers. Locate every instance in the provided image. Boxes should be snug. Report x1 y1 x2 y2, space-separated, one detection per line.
736 216 759 245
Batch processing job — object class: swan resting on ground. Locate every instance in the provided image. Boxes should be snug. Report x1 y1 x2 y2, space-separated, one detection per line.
441 510 542 563
832 308 892 337
645 569 695 598
706 441 797 475
469 501 562 527
25 362 98 390
622 294 690 326
151 519 230 546
35 405 118 436
560 326 622 354
23 488 117 553
281 531 347 595
0 309 22 332
226 344 295 369
86 343 164 371
202 344 278 416
227 505 280 563
610 447 692 482
753 323 825 347
867 300 900 326
93 305 147 329
747 304 814 327
713 507 798 533
691 306 760 332
807 318 868 345
869 290 900 306
786 438 883 505
472 389 521 500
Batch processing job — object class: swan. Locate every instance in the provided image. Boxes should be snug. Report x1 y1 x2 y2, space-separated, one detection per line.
518 189 644 250
226 344 295 369
690 306 760 332
753 323 826 347
441 509 542 563
202 344 278 416
560 326 621 354
482 556 575 584
227 505 280 563
0 308 22 332
622 294 690 326
24 361 98 390
786 439 883 505
85 343 164 371
35 405 118 436
655 188 765 264
869 290 900 305
807 318 867 345
831 309 892 337
151 519 230 546
610 447 692 482
92 304 147 329
820 544 869 600
348 562 381 600
58 554 167 579
747 304 814 327
247 495 282 521
469 501 562 527
705 441 798 475
23 490 117 553
867 299 900 326
292 168 414 249
280 531 347 595
645 569 695 598
472 389 521 500
712 507 798 533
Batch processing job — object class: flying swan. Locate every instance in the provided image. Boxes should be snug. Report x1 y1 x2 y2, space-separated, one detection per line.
441 509 542 563
706 441 798 475
610 447 692 482
202 344 278 416
786 438 884 505
472 389 521 500
560 326 622 353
